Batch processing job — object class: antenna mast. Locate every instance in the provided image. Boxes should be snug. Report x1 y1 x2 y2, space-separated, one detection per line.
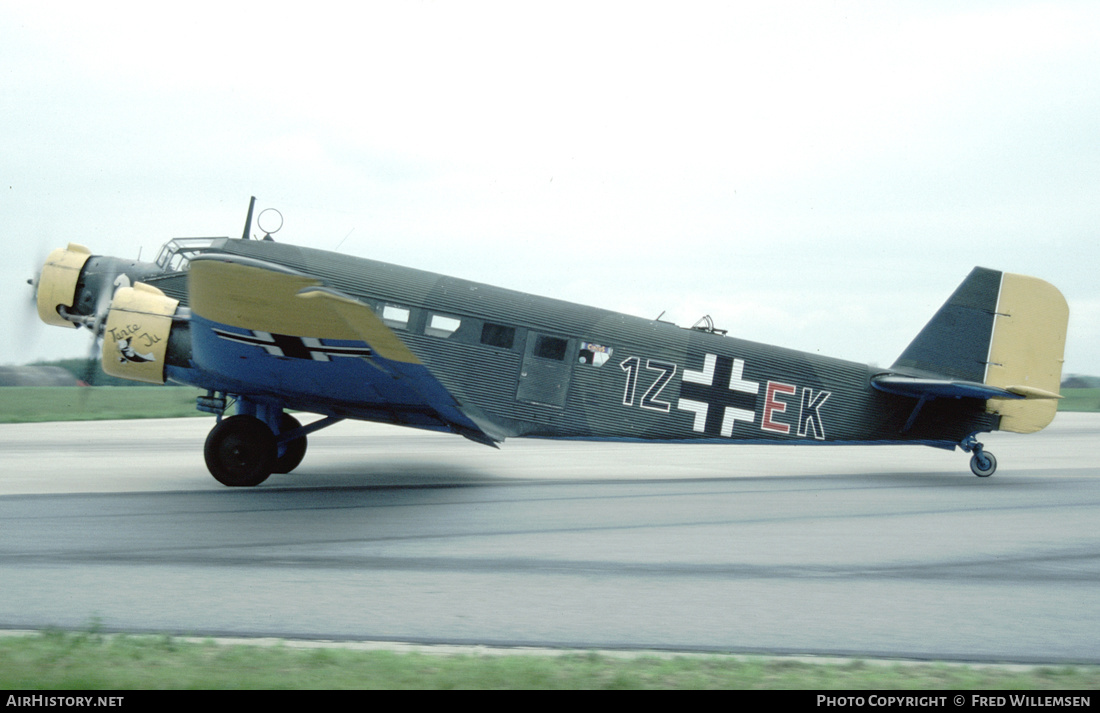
241 196 256 240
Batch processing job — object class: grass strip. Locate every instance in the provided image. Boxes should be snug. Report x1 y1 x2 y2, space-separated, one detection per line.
1058 388 1100 413
0 630 1097 690
0 387 205 423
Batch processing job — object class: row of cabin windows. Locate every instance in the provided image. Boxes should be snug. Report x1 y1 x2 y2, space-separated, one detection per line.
375 302 608 366
378 303 516 350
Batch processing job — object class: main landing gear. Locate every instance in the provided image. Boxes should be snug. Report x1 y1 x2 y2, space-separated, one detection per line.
204 415 279 487
960 435 997 478
200 395 339 487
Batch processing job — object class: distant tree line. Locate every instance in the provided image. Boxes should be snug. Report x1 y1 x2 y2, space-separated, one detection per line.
1062 375 1100 389
14 359 182 387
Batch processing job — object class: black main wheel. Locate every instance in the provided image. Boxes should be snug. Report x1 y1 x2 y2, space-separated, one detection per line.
273 414 308 474
204 415 277 487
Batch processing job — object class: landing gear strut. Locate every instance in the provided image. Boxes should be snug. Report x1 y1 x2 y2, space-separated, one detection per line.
961 435 997 478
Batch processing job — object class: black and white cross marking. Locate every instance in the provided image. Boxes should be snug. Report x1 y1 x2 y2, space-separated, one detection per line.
674 353 831 440
676 353 759 437
212 329 374 361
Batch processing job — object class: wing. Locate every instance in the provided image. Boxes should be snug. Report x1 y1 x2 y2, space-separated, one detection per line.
186 254 506 446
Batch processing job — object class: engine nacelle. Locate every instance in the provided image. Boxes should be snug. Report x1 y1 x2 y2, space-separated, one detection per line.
101 283 181 385
36 244 92 328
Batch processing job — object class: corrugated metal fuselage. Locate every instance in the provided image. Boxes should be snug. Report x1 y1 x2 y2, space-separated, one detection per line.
157 239 996 448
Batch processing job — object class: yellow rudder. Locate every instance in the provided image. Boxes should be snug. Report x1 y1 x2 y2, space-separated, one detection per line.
985 273 1069 433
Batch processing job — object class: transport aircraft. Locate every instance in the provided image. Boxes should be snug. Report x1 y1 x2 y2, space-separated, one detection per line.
31 199 1068 486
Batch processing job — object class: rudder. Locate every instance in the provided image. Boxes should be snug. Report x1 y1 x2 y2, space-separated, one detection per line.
984 272 1068 433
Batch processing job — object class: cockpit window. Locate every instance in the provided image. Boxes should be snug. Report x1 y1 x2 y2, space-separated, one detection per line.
155 238 222 272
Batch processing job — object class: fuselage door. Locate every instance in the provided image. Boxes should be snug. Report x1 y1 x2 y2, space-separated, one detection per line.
516 332 575 408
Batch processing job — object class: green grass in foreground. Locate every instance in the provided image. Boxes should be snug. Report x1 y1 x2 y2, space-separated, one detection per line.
0 387 205 423
0 630 1097 690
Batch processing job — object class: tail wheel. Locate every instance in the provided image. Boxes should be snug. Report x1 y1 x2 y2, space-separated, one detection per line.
204 415 276 487
970 451 997 478
273 414 308 474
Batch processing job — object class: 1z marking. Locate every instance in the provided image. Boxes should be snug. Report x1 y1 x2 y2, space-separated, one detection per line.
620 357 677 412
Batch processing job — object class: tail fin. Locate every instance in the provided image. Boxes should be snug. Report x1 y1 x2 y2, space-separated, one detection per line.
892 267 1068 434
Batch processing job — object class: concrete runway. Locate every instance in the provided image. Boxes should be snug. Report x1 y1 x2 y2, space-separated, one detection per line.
1 413 1098 662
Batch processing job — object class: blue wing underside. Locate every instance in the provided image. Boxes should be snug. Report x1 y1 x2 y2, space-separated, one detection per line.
176 254 505 446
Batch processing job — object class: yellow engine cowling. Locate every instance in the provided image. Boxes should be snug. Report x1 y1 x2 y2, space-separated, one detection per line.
101 283 180 385
36 243 92 328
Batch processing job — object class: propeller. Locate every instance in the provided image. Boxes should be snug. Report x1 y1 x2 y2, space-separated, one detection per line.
22 245 105 385
31 248 126 385
21 245 52 354
29 244 172 386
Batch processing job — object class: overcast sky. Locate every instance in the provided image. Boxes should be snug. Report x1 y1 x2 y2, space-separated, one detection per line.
4 1 1099 376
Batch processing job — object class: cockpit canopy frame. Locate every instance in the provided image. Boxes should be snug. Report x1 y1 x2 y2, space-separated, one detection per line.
155 237 227 273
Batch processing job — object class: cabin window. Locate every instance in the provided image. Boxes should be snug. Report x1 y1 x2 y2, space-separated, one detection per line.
481 323 515 349
579 342 613 367
382 305 410 330
426 314 461 338
533 335 568 361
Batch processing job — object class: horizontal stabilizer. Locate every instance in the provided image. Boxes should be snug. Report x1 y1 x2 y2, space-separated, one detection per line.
871 374 1024 401
1003 384 1062 400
